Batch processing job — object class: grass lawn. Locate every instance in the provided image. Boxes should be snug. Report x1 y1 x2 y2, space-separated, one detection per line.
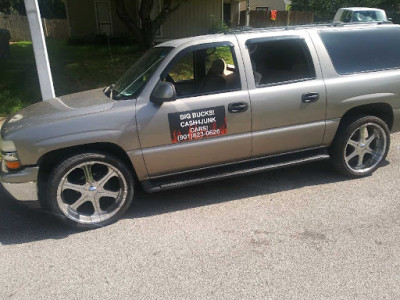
0 40 143 116
0 41 235 117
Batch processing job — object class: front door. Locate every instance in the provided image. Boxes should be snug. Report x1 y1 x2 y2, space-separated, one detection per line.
136 42 252 177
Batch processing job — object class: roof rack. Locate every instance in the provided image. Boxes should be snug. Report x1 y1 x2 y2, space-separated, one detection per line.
225 21 394 35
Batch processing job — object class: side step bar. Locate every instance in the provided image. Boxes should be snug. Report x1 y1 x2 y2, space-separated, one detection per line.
141 148 330 193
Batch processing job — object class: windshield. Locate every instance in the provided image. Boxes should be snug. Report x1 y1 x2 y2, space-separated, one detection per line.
112 47 172 99
352 10 387 22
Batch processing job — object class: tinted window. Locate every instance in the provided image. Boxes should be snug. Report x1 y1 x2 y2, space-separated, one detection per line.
340 10 352 23
247 37 316 86
320 27 400 75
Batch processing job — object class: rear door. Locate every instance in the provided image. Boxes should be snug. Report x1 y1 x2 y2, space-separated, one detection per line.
136 39 252 177
237 31 327 157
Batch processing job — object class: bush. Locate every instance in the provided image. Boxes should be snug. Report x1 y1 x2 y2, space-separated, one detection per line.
0 28 11 59
209 15 230 34
0 90 25 116
388 11 400 24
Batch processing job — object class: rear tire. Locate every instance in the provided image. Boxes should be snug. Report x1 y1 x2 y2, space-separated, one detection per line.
330 115 390 177
45 152 134 229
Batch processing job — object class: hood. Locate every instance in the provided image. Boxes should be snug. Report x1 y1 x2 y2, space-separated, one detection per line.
1 88 114 137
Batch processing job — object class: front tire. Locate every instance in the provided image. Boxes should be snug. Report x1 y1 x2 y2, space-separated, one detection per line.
46 152 134 229
330 115 390 177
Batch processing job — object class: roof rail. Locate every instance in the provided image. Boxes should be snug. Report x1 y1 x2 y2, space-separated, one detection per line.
225 21 394 35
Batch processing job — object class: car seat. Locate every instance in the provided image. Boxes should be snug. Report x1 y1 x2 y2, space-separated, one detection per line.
201 58 227 93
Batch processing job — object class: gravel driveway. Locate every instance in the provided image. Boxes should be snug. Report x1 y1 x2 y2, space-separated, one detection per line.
1 133 399 299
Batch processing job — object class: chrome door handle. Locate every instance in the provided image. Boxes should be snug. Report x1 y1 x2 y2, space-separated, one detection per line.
228 102 248 113
302 92 320 103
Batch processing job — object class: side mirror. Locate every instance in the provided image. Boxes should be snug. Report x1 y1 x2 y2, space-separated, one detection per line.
150 82 177 104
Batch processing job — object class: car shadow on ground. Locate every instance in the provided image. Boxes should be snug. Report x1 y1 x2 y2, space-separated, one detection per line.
0 160 380 245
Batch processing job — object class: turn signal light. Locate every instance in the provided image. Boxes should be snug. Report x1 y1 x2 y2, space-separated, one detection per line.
2 152 22 170
5 160 22 170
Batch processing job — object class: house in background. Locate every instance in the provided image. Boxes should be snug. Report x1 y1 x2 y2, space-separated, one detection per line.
61 0 244 41
239 0 291 12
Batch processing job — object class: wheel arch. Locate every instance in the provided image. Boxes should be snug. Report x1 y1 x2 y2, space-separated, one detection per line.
37 143 138 184
339 103 394 131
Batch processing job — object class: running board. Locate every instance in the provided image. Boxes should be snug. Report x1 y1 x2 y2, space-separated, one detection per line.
141 148 330 193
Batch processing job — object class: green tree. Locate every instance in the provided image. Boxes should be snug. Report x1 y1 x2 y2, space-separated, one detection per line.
0 0 25 15
0 0 66 19
115 0 188 49
38 0 66 19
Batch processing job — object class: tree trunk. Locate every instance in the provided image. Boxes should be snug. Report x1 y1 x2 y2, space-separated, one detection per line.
115 0 145 47
115 0 188 49
142 22 157 49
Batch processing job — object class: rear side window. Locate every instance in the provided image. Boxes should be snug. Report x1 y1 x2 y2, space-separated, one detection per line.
247 37 316 87
320 27 400 75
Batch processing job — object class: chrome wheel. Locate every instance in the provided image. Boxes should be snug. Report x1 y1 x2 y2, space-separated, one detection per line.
56 161 129 224
344 123 387 174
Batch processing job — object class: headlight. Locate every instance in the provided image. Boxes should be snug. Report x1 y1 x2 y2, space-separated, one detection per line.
2 152 22 170
0 138 16 152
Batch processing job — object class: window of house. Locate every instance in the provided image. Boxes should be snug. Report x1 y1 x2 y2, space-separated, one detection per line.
247 37 316 87
95 1 112 36
164 45 241 98
256 7 269 11
320 27 400 74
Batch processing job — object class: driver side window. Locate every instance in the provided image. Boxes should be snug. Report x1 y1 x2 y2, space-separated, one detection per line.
168 52 194 82
164 44 241 98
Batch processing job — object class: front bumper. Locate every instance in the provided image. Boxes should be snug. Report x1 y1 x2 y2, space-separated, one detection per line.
0 160 39 201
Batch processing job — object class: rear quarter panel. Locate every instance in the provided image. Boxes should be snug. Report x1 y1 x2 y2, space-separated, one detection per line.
308 28 400 139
